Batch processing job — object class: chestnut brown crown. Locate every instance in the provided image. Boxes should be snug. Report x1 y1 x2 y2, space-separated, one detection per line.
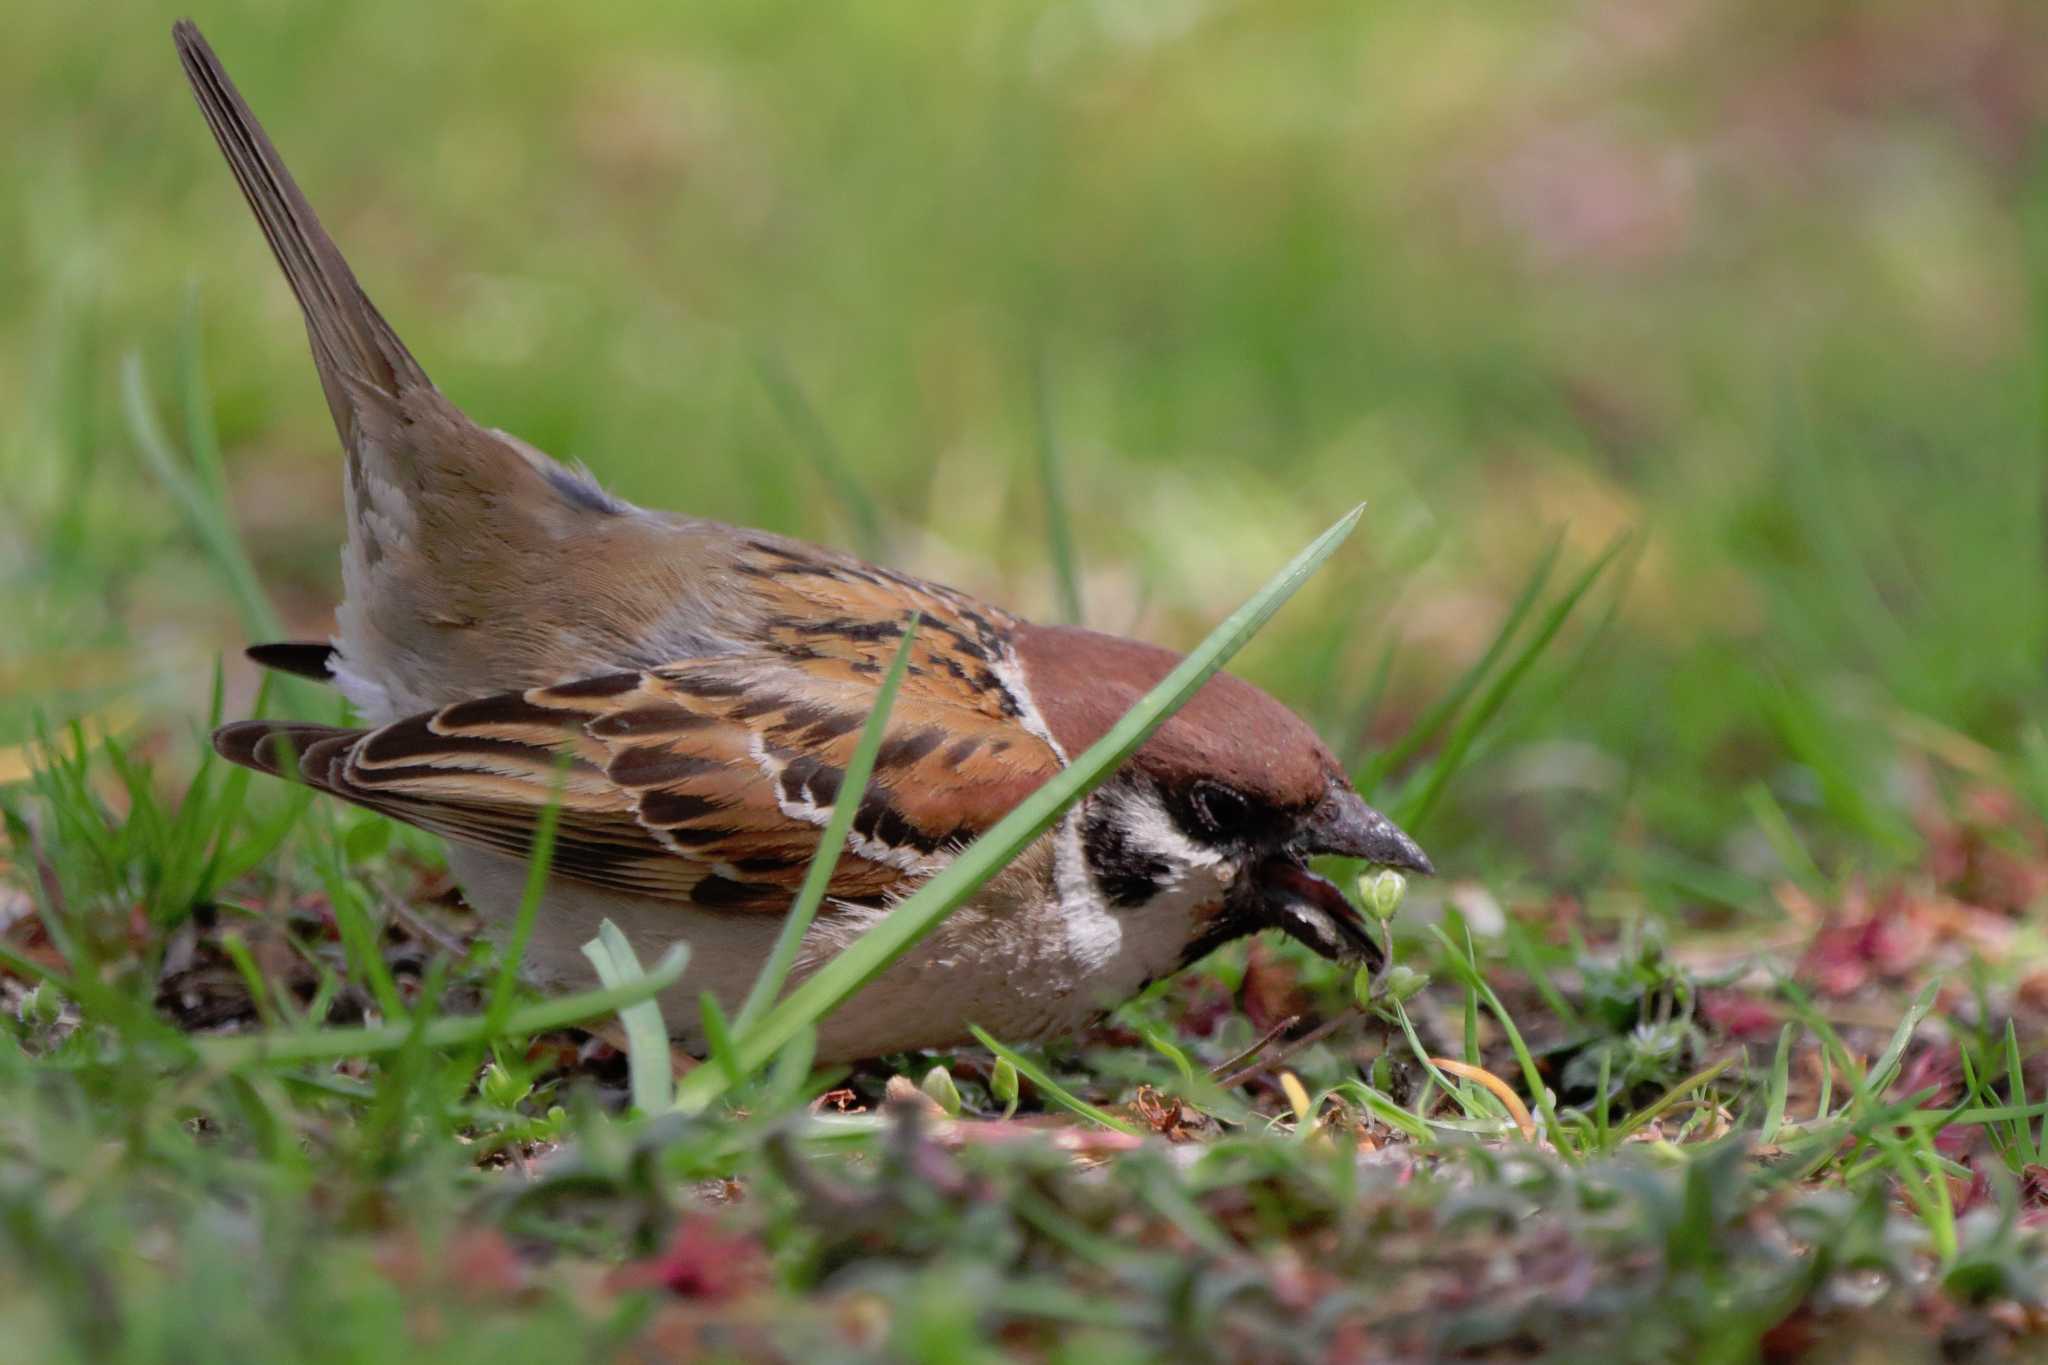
1013 624 1343 815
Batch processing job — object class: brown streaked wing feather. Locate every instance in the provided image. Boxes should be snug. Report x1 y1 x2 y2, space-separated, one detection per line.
209 651 1061 914
215 717 710 900
730 537 1024 722
601 659 1059 873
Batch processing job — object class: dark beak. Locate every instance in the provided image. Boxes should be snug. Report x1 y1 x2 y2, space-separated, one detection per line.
1298 786 1434 875
1241 784 1433 965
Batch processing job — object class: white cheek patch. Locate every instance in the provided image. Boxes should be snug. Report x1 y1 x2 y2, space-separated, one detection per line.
1054 808 1121 973
1056 782 1241 978
1113 784 1228 882
1105 782 1236 915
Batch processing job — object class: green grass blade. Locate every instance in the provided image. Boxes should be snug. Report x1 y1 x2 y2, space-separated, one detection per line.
482 756 571 1039
1614 1057 1739 1141
2008 1019 2046 1163
1862 980 1939 1101
179 945 691 1071
1761 1022 1796 1144
1361 532 1562 788
1594 1049 1613 1150
1744 782 1829 895
1397 532 1632 831
753 350 888 561
1944 1099 2048 1127
1331 1081 1433 1142
580 921 679 1113
969 1027 1139 1134
1029 349 1084 625
699 992 742 1090
732 616 921 1033
1429 924 1562 1142
673 504 1367 1111
121 351 280 642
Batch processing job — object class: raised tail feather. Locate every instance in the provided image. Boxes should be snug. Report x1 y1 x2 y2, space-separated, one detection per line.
172 20 431 442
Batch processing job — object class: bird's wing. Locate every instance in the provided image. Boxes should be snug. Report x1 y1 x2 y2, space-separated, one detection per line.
213 654 1061 911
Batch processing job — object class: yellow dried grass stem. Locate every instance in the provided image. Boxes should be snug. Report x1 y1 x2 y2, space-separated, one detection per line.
1430 1057 1538 1140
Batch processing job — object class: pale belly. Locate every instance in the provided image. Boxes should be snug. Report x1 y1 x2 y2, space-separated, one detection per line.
442 842 1204 1062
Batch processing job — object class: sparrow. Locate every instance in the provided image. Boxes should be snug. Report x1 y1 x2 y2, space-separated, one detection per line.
175 21 1432 1061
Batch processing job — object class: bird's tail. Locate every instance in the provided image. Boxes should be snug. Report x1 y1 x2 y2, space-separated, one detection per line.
172 20 432 441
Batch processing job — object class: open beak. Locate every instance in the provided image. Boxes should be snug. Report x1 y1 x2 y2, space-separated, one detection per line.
1245 785 1433 964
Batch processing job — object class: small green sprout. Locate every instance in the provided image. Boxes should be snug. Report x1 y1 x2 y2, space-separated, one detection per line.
991 1056 1020 1118
479 1058 533 1112
921 1064 963 1117
18 983 62 1029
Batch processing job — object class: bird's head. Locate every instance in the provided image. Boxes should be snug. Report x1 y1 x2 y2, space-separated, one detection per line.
1014 626 1433 967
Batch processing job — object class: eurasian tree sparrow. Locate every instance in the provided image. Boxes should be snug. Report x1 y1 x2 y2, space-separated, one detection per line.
175 22 1431 1061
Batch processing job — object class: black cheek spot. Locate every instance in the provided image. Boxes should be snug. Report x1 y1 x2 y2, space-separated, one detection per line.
1080 802 1169 909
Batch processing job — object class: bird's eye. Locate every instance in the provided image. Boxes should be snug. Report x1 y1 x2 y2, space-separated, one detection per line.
1191 781 1253 838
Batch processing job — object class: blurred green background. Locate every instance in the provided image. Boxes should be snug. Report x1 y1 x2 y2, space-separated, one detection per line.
5 0 2045 901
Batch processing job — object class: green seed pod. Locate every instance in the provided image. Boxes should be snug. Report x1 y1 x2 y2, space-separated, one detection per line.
1360 869 1408 920
921 1064 962 1118
991 1056 1020 1116
1382 964 1430 1003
